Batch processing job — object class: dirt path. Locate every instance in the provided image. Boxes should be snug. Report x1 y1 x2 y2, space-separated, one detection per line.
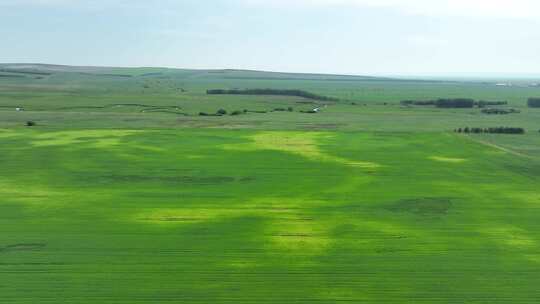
463 135 534 159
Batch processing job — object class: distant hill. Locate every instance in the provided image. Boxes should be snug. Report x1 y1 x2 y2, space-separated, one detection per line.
0 63 392 82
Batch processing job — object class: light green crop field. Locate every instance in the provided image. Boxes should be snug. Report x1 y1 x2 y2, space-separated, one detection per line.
1 64 540 303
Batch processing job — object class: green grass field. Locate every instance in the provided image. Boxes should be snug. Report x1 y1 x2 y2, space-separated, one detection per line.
1 64 540 303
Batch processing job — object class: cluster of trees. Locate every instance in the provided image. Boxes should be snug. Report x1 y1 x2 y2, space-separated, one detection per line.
435 99 475 108
207 88 339 101
481 108 520 115
476 100 508 107
401 99 508 109
455 127 525 134
198 107 294 116
187 103 319 117
528 98 540 108
401 98 474 108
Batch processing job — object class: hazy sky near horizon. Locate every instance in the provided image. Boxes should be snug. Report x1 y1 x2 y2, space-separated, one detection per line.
2 0 540 76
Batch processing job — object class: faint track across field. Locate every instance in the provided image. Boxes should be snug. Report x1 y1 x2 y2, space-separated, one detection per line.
463 134 536 160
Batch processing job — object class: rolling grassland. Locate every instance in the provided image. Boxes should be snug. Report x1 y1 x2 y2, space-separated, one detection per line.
1 65 540 303
1 129 540 303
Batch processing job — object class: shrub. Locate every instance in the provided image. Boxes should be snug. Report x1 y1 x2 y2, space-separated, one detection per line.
230 110 243 116
287 107 293 112
216 109 227 115
26 121 36 127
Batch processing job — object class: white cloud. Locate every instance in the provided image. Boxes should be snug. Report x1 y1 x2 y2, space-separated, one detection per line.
242 0 540 19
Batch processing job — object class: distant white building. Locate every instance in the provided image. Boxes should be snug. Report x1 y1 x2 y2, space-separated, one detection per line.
16 107 22 112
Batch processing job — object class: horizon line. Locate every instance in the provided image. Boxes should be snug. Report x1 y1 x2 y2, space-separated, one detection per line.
2 62 540 80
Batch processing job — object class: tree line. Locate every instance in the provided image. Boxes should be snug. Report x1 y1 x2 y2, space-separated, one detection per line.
477 100 508 107
199 109 242 116
529 98 540 108
401 99 508 108
436 99 475 108
454 127 525 134
199 107 295 116
207 88 339 102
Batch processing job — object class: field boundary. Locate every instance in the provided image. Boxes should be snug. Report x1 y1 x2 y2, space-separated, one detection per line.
463 135 535 160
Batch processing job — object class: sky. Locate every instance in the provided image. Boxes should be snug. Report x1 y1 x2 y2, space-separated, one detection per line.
1 0 540 76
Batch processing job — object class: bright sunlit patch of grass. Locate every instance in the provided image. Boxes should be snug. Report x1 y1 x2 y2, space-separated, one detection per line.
225 131 381 168
0 129 19 138
134 208 231 224
265 220 330 254
0 179 66 208
31 130 142 148
483 226 537 249
429 156 468 163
